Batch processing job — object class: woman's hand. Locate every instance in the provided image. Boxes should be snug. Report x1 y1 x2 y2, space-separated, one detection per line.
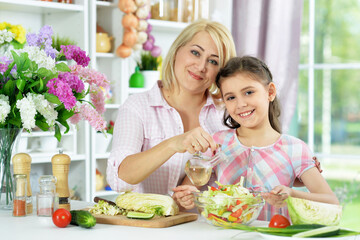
171 127 217 154
172 185 198 210
262 185 292 208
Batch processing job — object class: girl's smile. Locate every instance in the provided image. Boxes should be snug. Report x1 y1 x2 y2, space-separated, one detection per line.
221 72 275 130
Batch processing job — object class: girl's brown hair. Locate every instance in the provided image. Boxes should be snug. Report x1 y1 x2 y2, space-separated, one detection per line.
215 56 282 133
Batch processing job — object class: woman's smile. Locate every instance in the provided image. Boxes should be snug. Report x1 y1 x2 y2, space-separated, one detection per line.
188 70 203 81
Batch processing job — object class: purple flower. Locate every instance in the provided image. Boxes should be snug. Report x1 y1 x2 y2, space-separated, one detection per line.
46 78 77 110
60 45 90 67
58 72 84 93
26 25 57 59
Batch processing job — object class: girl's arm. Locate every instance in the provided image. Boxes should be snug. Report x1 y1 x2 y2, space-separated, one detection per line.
264 168 339 207
292 167 339 204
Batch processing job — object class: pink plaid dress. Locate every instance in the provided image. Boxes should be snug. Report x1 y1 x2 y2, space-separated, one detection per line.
213 129 315 221
107 81 227 196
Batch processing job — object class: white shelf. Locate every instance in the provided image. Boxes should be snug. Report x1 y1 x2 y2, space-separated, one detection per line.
128 87 149 94
105 104 120 109
148 19 188 32
96 0 117 8
95 190 118 197
21 131 74 137
0 0 84 13
10 153 86 164
95 153 110 159
96 52 116 58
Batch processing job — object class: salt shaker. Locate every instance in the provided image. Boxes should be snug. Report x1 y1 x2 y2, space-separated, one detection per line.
37 175 58 216
12 153 33 214
13 174 27 217
51 150 71 211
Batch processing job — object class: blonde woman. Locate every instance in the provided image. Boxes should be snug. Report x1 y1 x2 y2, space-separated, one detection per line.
107 20 237 199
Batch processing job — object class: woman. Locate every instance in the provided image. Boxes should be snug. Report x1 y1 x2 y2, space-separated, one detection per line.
106 19 237 196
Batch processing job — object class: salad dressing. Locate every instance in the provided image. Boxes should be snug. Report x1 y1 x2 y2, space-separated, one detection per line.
185 149 228 186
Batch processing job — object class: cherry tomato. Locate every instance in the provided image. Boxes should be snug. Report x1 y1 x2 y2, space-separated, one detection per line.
52 208 72 228
268 214 290 228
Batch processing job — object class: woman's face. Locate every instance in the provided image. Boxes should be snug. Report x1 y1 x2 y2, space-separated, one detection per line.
174 31 220 95
221 72 276 130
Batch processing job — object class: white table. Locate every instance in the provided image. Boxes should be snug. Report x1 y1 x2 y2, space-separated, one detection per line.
0 201 357 240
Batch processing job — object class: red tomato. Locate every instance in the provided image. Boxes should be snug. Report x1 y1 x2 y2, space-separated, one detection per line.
52 208 72 228
230 208 243 218
268 214 290 228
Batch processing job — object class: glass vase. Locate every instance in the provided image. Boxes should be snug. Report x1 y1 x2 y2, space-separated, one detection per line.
0 128 21 210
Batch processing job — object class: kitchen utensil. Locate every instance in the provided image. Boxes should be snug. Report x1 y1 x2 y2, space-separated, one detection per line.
52 150 71 211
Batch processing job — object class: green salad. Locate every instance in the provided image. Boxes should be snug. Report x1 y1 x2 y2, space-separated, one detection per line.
195 177 264 224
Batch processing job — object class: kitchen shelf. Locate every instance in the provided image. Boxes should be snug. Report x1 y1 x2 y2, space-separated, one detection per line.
96 52 116 58
128 87 148 95
0 0 85 13
95 153 110 159
105 103 120 109
148 19 189 32
30 153 86 164
96 0 117 8
21 131 74 137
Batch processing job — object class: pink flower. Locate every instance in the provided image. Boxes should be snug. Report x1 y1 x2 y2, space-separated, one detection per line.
90 85 105 115
47 78 77 110
79 104 106 131
60 45 90 67
70 65 109 88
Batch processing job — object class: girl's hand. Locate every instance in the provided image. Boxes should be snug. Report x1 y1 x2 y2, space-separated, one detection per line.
262 185 292 208
171 127 217 154
172 185 198 210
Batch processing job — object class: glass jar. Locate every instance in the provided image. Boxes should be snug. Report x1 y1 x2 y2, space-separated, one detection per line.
36 175 57 217
13 174 27 217
184 149 227 186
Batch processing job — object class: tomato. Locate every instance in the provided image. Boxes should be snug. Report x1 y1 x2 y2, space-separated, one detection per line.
268 214 290 228
52 208 72 228
210 186 218 191
230 208 243 218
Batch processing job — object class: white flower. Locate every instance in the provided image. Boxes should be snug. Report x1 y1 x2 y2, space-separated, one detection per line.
14 46 56 71
0 29 14 44
0 94 11 123
27 93 58 127
16 96 36 130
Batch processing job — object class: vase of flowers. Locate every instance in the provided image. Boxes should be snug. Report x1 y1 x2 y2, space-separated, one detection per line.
0 23 110 209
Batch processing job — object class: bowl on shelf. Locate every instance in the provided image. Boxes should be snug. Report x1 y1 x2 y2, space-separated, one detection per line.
193 191 265 226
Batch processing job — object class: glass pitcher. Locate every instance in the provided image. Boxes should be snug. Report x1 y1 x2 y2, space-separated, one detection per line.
184 148 228 186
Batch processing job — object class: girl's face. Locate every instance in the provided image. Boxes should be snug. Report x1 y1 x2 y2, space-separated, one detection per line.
220 72 276 130
174 31 220 95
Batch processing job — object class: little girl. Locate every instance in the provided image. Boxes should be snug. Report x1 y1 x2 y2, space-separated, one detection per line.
175 56 339 221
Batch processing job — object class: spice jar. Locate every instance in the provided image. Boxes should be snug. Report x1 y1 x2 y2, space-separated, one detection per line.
37 175 58 217
13 174 27 217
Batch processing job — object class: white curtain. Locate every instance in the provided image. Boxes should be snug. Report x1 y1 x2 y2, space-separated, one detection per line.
231 0 303 133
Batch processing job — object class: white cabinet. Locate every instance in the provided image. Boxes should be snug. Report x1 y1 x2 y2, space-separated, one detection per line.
0 0 91 201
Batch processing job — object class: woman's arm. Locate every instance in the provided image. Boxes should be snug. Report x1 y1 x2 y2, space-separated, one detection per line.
118 126 218 184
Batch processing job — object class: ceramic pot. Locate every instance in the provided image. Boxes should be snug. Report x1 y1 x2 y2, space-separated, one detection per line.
96 33 113 53
141 70 160 89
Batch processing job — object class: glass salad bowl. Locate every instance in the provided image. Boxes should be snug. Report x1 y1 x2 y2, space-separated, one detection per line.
193 188 265 226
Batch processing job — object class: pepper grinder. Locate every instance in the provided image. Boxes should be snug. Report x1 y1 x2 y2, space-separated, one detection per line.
12 153 33 214
51 150 71 211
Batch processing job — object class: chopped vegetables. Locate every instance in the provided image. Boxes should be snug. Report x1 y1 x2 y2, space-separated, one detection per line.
89 200 123 216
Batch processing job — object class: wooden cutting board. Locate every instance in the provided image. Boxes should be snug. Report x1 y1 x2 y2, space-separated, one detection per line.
91 212 198 228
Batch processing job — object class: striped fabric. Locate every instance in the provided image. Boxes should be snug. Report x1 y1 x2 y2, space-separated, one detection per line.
106 81 227 196
213 129 315 221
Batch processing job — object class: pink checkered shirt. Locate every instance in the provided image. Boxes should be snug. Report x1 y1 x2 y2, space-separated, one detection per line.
212 129 315 221
107 82 227 196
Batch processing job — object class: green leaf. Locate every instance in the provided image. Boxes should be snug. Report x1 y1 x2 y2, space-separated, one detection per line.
16 78 26 92
54 124 62 142
4 61 15 77
38 78 44 92
35 119 50 131
37 67 52 78
8 118 21 128
3 79 15 96
55 62 71 72
44 93 62 105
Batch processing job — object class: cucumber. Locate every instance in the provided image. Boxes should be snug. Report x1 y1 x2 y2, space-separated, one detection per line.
127 211 154 219
292 226 340 238
70 210 96 228
286 224 325 230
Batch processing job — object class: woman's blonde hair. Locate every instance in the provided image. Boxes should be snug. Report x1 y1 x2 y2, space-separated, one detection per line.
161 19 236 100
